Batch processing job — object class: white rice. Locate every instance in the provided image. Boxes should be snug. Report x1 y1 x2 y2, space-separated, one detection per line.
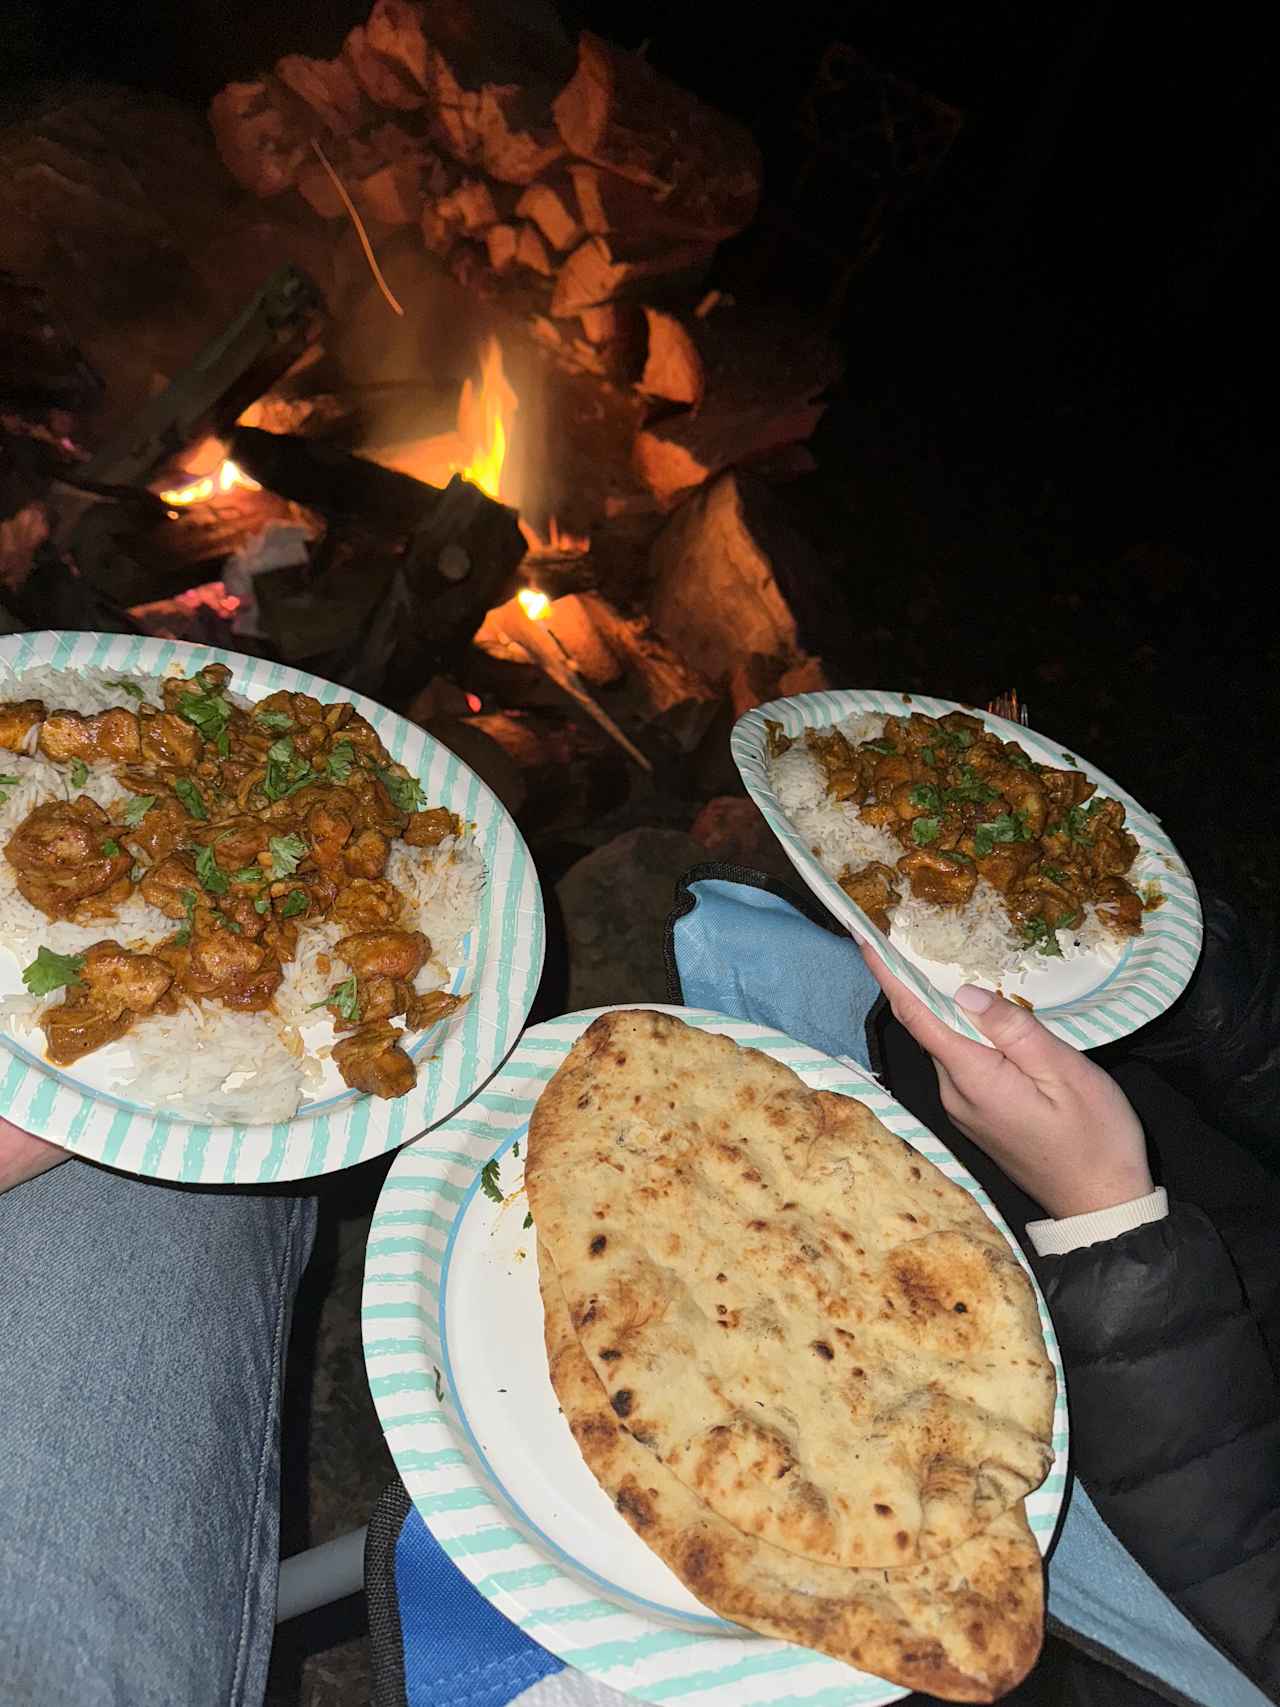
0 666 484 1121
768 712 1132 980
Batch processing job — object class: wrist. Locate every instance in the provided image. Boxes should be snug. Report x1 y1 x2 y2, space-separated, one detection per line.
1037 1162 1155 1220
1027 1186 1168 1256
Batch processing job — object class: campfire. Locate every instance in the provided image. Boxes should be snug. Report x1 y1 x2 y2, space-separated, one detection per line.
3 0 846 835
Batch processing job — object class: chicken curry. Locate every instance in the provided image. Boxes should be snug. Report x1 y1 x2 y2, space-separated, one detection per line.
771 709 1147 952
1 665 466 1097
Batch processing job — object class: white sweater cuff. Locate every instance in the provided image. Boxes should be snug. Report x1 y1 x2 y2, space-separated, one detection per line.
1026 1187 1169 1256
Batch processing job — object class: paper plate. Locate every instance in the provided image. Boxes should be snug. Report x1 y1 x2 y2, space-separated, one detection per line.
363 1004 1069 1707
0 631 544 1184
732 689 1202 1048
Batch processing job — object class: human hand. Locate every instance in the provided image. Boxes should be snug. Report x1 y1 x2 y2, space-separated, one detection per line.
0 1116 69 1195
861 946 1153 1218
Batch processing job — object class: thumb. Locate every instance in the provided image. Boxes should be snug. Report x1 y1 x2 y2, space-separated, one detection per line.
953 985 1070 1080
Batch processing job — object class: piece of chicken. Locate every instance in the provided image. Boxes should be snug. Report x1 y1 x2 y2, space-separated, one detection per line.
38 708 141 765
404 989 466 1032
403 808 459 848
0 699 45 752
139 711 202 768
336 928 430 983
343 828 389 879
40 940 173 1066
306 799 352 868
5 797 133 920
329 877 402 929
332 1021 416 1099
139 853 199 920
837 861 901 933
186 917 270 993
896 848 979 908
115 792 188 864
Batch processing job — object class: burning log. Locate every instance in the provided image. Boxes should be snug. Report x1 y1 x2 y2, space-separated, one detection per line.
515 176 583 251
82 266 324 488
647 470 839 695
553 35 761 239
436 178 500 231
275 55 368 136
515 223 554 276
209 82 309 197
632 317 841 505
344 23 428 111
550 235 714 317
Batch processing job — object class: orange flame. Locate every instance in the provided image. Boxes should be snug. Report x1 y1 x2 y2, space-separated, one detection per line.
160 458 261 508
453 337 516 504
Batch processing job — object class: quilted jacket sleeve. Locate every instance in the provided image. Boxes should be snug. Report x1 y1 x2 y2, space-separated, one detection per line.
1037 1204 1280 1698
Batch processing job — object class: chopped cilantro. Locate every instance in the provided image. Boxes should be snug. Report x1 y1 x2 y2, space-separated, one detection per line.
253 709 294 732
173 778 207 820
268 833 307 878
232 865 263 884
194 843 229 895
1061 752 1078 766
1021 918 1064 959
1059 797 1110 845
1004 748 1035 771
253 896 271 915
945 849 974 865
22 946 85 996
309 974 359 1022
373 761 427 813
112 680 146 700
908 783 941 813
100 838 121 857
523 1211 533 1230
479 1157 502 1204
512 1140 519 1159
943 768 999 805
280 889 308 919
175 677 233 752
120 793 156 827
174 890 197 948
69 758 88 788
212 912 243 934
325 740 356 783
863 739 897 756
973 812 1031 858
1042 865 1069 884
920 745 937 767
263 737 315 803
911 816 940 847
940 726 975 750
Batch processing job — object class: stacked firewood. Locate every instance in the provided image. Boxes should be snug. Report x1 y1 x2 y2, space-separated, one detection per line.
210 0 838 508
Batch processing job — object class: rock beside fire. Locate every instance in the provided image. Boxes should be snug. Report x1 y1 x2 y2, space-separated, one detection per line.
688 796 797 879
556 827 709 1008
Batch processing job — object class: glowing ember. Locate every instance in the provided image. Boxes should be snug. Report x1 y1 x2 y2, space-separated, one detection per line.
465 692 483 713
517 587 550 621
159 458 261 508
519 515 592 559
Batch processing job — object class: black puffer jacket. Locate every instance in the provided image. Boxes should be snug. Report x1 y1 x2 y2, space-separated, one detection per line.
877 1023 1280 1706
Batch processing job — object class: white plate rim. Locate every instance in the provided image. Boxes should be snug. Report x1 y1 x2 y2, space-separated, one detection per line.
730 688 1203 1048
363 1002 1069 1707
0 630 545 1184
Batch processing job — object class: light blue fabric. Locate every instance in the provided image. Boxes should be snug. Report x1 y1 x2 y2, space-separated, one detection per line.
671 876 1273 1707
673 877 880 1072
0 1159 316 1707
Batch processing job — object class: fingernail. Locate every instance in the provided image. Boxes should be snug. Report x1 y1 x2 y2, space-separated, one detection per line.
955 984 994 1014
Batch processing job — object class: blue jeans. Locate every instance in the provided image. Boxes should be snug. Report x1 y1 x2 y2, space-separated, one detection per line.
0 1160 316 1706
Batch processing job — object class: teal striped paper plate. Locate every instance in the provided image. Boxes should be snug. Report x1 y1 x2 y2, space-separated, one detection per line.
363 1005 1068 1707
732 689 1202 1049
0 631 544 1184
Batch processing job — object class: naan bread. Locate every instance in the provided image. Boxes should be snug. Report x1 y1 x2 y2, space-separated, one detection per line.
526 1011 1054 1570
540 1250 1045 1703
